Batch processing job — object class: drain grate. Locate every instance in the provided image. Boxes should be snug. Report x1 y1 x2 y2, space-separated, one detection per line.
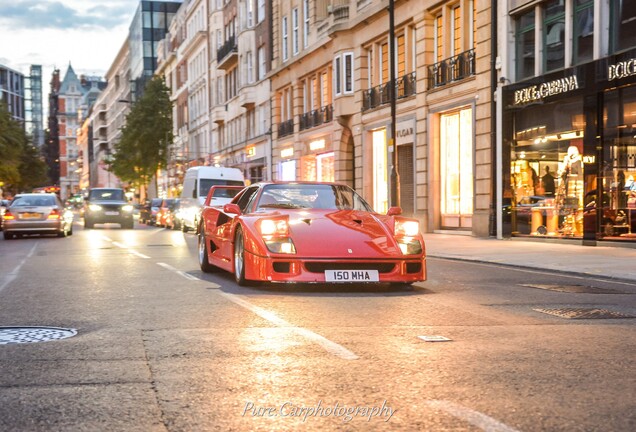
0 327 77 344
520 284 628 294
533 308 636 319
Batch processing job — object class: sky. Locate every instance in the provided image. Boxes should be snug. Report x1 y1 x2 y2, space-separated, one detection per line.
0 0 141 87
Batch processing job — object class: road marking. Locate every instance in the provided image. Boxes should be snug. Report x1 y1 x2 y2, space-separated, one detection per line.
101 236 113 242
112 241 126 249
0 244 38 293
129 250 150 259
426 400 521 432
156 262 200 281
216 291 359 360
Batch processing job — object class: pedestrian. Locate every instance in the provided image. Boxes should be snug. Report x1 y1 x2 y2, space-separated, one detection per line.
542 166 556 196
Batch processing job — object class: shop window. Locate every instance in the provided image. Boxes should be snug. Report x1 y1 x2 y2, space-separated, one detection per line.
280 160 296 181
440 108 473 229
301 152 334 182
372 129 388 214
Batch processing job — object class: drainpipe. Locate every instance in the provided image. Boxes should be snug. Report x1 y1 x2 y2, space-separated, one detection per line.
489 0 499 237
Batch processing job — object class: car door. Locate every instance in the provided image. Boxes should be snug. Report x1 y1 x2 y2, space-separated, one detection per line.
216 186 259 262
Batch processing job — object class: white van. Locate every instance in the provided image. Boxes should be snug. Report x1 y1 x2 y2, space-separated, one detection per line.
180 166 245 232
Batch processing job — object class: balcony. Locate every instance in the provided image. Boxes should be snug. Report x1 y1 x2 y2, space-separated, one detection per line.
217 35 238 70
299 105 333 131
277 119 294 138
362 72 416 112
427 49 475 89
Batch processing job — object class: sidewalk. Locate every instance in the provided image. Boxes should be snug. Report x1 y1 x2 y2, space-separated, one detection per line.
424 233 636 283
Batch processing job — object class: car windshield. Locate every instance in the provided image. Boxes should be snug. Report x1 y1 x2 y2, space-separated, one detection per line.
151 199 163 207
200 179 244 198
89 189 124 201
257 184 373 211
11 195 56 207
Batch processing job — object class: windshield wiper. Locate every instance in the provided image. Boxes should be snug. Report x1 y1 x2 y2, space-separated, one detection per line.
259 203 308 209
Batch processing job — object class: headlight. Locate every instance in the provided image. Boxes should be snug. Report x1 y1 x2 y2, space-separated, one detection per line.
395 220 419 236
89 204 102 212
264 238 296 254
258 218 289 236
398 239 423 255
122 205 134 212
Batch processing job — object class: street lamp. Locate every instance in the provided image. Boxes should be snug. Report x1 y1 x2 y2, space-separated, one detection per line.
389 0 400 208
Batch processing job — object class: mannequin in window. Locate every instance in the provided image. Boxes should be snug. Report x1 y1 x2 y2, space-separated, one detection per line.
542 166 556 196
561 145 583 204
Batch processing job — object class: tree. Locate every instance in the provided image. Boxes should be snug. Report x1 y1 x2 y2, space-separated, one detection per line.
110 76 173 194
16 141 48 192
0 102 24 192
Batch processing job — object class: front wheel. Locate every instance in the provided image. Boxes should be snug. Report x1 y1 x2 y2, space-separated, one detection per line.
198 227 217 273
233 227 248 286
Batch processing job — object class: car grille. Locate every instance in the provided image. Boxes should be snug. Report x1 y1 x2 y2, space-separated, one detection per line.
304 262 396 274
99 204 122 211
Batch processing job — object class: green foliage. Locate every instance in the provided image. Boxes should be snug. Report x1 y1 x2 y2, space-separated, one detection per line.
110 76 173 190
0 102 48 195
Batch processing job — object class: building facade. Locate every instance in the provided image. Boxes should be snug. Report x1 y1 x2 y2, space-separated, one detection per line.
499 0 636 244
0 64 25 124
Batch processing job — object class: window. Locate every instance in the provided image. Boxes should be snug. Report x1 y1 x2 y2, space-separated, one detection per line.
610 0 636 54
282 16 289 61
246 51 253 83
258 46 266 80
573 0 594 65
343 53 353 94
544 0 565 72
381 42 389 84
258 0 265 24
303 0 310 48
292 8 299 55
515 9 536 80
247 0 253 27
435 15 443 63
334 56 342 95
452 6 461 55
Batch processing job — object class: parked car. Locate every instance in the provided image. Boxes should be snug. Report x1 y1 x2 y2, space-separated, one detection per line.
0 199 10 231
2 193 73 239
197 182 427 286
139 198 162 226
166 199 183 230
155 198 178 227
83 188 134 229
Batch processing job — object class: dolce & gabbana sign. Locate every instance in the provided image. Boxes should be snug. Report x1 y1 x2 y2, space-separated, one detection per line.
608 58 636 81
513 75 579 105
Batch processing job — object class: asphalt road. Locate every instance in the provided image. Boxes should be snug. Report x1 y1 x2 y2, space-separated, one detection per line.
0 220 635 431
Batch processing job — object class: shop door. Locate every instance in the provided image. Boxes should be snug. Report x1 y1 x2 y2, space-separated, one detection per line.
440 108 473 229
398 144 414 215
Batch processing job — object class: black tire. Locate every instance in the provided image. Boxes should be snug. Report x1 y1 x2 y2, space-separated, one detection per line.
68 225 73 236
198 226 217 273
3 231 14 240
233 227 248 286
122 220 134 229
182 222 189 233
84 219 94 229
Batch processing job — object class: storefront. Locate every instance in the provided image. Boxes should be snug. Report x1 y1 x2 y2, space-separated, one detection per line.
502 48 636 242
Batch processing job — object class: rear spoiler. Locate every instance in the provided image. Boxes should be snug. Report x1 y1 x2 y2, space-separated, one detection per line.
203 185 246 206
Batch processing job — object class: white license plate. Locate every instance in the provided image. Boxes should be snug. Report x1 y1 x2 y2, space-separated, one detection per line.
325 269 379 282
105 211 119 216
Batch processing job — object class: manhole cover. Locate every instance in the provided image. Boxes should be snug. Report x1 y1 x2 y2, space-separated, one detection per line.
533 308 636 319
520 284 627 294
0 327 77 344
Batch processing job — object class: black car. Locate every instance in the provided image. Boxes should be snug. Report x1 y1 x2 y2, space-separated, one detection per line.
84 188 134 229
139 198 162 225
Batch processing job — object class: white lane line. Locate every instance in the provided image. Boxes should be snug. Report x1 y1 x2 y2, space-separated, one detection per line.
216 291 359 360
129 250 150 259
101 235 113 242
427 400 521 432
156 262 200 281
112 241 127 249
0 244 38 293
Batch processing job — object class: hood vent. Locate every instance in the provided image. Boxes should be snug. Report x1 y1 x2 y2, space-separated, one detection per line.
301 218 312 225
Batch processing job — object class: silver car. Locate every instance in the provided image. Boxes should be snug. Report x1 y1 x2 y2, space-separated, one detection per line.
2 193 74 240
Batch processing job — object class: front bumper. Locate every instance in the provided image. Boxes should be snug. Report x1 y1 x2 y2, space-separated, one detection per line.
243 252 427 283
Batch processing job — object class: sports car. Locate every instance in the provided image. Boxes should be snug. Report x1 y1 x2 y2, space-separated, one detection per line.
197 182 426 286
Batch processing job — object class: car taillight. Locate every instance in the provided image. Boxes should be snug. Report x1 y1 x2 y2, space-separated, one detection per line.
3 210 14 220
48 209 61 220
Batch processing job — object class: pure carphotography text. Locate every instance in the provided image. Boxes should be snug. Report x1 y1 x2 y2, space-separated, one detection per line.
242 400 397 423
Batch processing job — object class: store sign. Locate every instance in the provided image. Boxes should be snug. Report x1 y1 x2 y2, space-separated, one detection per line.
246 145 256 158
396 119 415 146
608 58 636 81
583 155 595 164
513 75 579 105
309 139 325 151
280 147 294 158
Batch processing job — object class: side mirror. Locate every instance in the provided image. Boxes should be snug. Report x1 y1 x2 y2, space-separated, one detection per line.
387 206 402 216
223 203 241 215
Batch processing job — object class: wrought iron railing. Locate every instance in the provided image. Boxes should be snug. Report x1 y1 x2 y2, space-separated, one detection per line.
299 105 333 131
427 49 475 89
277 119 294 138
217 35 238 64
362 72 416 111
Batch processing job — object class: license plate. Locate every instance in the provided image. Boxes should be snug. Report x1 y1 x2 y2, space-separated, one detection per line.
105 211 119 216
325 269 379 282
20 213 41 219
